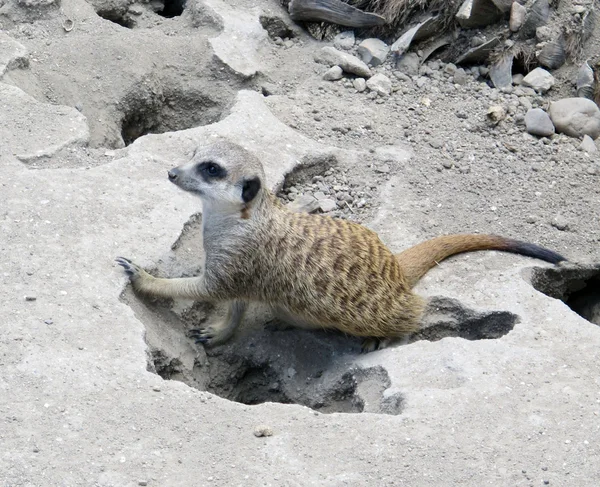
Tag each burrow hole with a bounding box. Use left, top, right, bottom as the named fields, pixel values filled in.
left=529, top=264, right=600, bottom=326
left=119, top=87, right=231, bottom=146
left=259, top=14, right=296, bottom=41
left=157, top=0, right=186, bottom=18
left=96, top=9, right=135, bottom=28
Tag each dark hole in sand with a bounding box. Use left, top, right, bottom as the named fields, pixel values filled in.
left=157, top=0, right=186, bottom=18
left=529, top=264, right=600, bottom=326
left=119, top=88, right=229, bottom=146
left=96, top=9, right=135, bottom=28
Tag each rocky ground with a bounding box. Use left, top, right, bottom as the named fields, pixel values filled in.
left=1, top=0, right=600, bottom=485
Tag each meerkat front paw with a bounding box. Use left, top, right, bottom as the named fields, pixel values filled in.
left=115, top=257, right=153, bottom=290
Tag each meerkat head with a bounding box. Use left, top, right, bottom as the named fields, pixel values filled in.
left=167, top=141, right=266, bottom=215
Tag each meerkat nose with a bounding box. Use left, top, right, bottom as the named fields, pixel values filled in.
left=168, top=169, right=179, bottom=181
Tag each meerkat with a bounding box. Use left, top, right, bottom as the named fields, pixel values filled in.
left=117, top=141, right=566, bottom=352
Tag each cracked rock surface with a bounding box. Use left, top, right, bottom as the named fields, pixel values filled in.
left=1, top=0, right=600, bottom=485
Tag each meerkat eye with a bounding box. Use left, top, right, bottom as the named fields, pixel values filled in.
left=197, top=161, right=226, bottom=180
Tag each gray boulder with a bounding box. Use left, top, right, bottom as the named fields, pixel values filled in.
left=357, top=38, right=390, bottom=66
left=366, top=73, right=392, bottom=96
left=314, top=46, right=372, bottom=78
left=525, top=108, right=555, bottom=137
left=522, top=67, right=555, bottom=93
left=548, top=98, right=600, bottom=139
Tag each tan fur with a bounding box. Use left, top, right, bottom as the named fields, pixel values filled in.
left=396, top=234, right=511, bottom=288
left=117, top=141, right=563, bottom=351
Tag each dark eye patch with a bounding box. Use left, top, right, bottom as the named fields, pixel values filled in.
left=196, top=161, right=227, bottom=181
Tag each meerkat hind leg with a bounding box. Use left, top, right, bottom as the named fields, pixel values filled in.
left=189, top=300, right=247, bottom=346
left=361, top=338, right=391, bottom=353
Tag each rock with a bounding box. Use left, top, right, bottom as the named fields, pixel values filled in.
left=525, top=108, right=555, bottom=137
left=357, top=38, right=390, bottom=66
left=25, top=296, right=37, bottom=301
left=453, top=68, right=468, bottom=85
left=319, top=199, right=337, bottom=212
left=395, top=53, right=419, bottom=76
left=314, top=46, right=372, bottom=78
left=333, top=31, right=355, bottom=50
left=253, top=425, right=273, bottom=437
left=489, top=55, right=513, bottom=88
left=548, top=98, right=600, bottom=139
left=512, top=73, right=524, bottom=85
left=580, top=135, right=597, bottom=153
left=444, top=63, right=457, bottom=75
left=521, top=67, right=555, bottom=93
left=366, top=73, right=392, bottom=96
left=323, top=65, right=343, bottom=81
left=209, top=4, right=269, bottom=78
left=551, top=215, right=569, bottom=231
left=0, top=33, right=28, bottom=77
left=487, top=105, right=507, bottom=123
left=509, top=0, right=527, bottom=31
left=1, top=84, right=89, bottom=161
left=353, top=78, right=367, bottom=92
left=286, top=195, right=320, bottom=213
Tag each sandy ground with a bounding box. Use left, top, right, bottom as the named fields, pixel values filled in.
left=1, top=0, right=600, bottom=485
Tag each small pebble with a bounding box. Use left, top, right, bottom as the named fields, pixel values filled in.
left=551, top=215, right=569, bottom=231
left=253, top=425, right=274, bottom=437
left=319, top=199, right=337, bottom=213
left=25, top=296, right=37, bottom=301
left=323, top=65, right=343, bottom=81
left=579, top=134, right=597, bottom=153
left=353, top=78, right=367, bottom=92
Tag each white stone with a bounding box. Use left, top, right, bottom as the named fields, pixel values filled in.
left=323, top=65, right=343, bottom=81
left=319, top=199, right=338, bottom=212
left=509, top=1, right=527, bottom=31
left=366, top=73, right=392, bottom=96
left=522, top=67, right=555, bottom=93
left=357, top=38, right=390, bottom=67
left=548, top=98, right=600, bottom=139
left=314, top=46, right=372, bottom=78
left=353, top=78, right=367, bottom=92
left=580, top=134, right=598, bottom=153
left=286, top=195, right=320, bottom=213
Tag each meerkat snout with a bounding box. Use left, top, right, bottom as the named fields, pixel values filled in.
left=167, top=169, right=179, bottom=181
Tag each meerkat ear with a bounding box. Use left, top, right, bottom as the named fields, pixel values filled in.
left=241, top=177, right=261, bottom=203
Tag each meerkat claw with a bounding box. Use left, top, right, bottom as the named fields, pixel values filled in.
left=115, top=257, right=142, bottom=280
left=189, top=328, right=214, bottom=345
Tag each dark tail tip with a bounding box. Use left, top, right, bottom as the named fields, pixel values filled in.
left=504, top=238, right=566, bottom=264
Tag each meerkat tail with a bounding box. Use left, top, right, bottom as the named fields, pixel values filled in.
left=395, top=234, right=567, bottom=288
